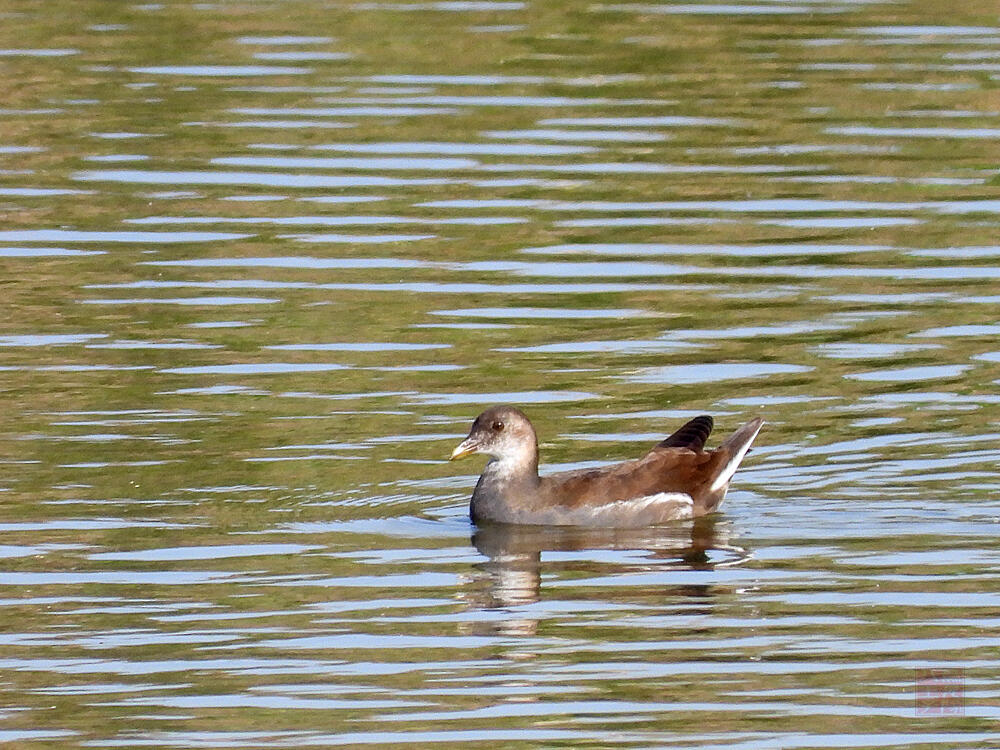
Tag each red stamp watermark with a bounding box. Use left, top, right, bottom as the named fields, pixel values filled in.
left=915, top=668, right=965, bottom=716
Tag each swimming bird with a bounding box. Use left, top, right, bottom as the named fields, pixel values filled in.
left=450, top=406, right=764, bottom=527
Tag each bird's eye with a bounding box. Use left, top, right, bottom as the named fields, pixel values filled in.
left=491, top=420, right=504, bottom=432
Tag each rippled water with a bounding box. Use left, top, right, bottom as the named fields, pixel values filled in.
left=2, top=1, right=1000, bottom=747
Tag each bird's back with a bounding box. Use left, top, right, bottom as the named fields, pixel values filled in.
left=540, top=445, right=724, bottom=512
left=540, top=415, right=763, bottom=519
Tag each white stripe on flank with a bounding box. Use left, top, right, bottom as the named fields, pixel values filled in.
left=494, top=491, right=695, bottom=527
left=557, top=492, right=693, bottom=526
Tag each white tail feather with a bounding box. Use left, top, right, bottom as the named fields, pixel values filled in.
left=709, top=418, right=764, bottom=493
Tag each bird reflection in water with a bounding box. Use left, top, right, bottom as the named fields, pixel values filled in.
left=460, top=516, right=749, bottom=637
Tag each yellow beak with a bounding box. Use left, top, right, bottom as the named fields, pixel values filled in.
left=449, top=438, right=479, bottom=461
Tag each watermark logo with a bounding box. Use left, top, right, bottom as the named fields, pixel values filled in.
left=915, top=668, right=965, bottom=716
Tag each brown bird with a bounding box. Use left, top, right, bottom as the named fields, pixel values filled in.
left=450, top=406, right=764, bottom=527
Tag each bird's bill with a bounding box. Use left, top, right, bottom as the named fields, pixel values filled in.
left=449, top=437, right=480, bottom=461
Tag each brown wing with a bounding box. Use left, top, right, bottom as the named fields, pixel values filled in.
left=533, top=417, right=763, bottom=519
left=540, top=447, right=727, bottom=510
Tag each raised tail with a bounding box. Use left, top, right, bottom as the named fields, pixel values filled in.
left=658, top=415, right=714, bottom=451
left=709, top=417, right=765, bottom=495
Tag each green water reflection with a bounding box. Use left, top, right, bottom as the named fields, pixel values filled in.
left=1, top=0, right=999, bottom=747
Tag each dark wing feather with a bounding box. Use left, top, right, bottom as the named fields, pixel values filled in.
left=656, top=415, right=714, bottom=451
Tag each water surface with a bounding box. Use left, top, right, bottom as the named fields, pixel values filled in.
left=1, top=0, right=999, bottom=747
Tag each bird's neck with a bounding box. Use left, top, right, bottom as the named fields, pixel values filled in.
left=482, top=452, right=539, bottom=485
left=471, top=447, right=540, bottom=524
